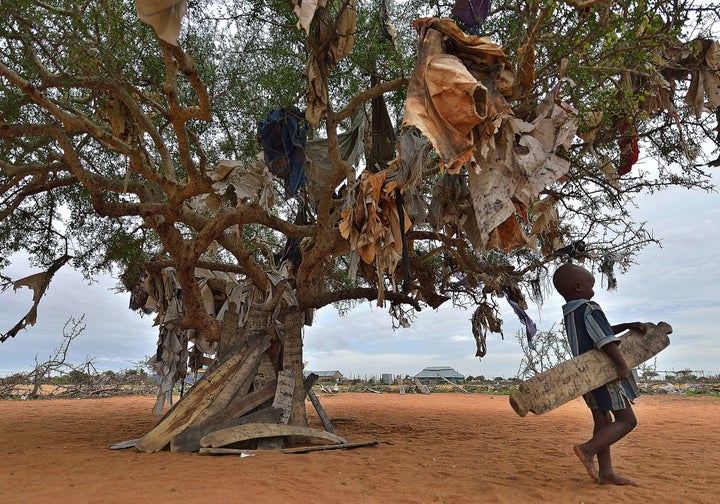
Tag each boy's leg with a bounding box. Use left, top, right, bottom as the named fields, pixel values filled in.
left=597, top=406, right=638, bottom=485
left=574, top=404, right=638, bottom=485
left=573, top=409, right=609, bottom=482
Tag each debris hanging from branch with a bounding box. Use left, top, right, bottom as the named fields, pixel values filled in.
left=295, top=0, right=358, bottom=126
left=1, top=255, right=72, bottom=343
left=134, top=0, right=187, bottom=45
left=469, top=78, right=578, bottom=250
left=139, top=265, right=299, bottom=416
left=403, top=17, right=512, bottom=173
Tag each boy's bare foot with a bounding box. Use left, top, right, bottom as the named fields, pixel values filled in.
left=599, top=473, right=639, bottom=486
left=573, top=444, right=598, bottom=483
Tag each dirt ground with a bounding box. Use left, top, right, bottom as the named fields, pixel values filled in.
left=0, top=392, right=718, bottom=503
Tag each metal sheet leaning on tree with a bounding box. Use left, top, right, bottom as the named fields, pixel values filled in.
left=509, top=322, right=672, bottom=417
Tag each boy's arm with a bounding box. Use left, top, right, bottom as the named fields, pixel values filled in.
left=611, top=322, right=646, bottom=335
left=601, top=341, right=631, bottom=380
left=606, top=322, right=646, bottom=379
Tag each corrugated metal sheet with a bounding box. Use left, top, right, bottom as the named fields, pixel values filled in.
left=414, top=366, right=464, bottom=381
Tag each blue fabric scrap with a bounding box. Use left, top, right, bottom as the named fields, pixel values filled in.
left=258, top=107, right=308, bottom=196
left=499, top=293, right=537, bottom=350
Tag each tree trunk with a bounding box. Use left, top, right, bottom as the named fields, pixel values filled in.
left=135, top=300, right=308, bottom=453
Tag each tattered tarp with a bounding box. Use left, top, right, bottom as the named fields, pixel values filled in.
left=291, top=0, right=327, bottom=34
left=402, top=17, right=511, bottom=172
left=142, top=267, right=244, bottom=415
left=0, top=255, right=72, bottom=343
left=385, top=130, right=433, bottom=223
left=304, top=113, right=367, bottom=200
left=400, top=18, right=576, bottom=251
left=339, top=169, right=412, bottom=306
left=469, top=78, right=577, bottom=250
left=336, top=128, right=431, bottom=305
left=294, top=0, right=357, bottom=126
left=339, top=18, right=576, bottom=305
left=683, top=39, right=720, bottom=118
left=368, top=75, right=397, bottom=171
left=258, top=108, right=309, bottom=196
left=427, top=171, right=482, bottom=245
left=140, top=265, right=300, bottom=416
left=134, top=0, right=187, bottom=45
left=192, top=155, right=275, bottom=213
left=584, top=38, right=720, bottom=175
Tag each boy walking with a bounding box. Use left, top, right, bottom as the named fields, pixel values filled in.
left=553, top=263, right=646, bottom=485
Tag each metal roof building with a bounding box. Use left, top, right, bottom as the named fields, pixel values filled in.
left=305, top=370, right=345, bottom=382
left=414, top=366, right=465, bottom=382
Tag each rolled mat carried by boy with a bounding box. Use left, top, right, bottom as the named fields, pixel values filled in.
left=553, top=263, right=645, bottom=486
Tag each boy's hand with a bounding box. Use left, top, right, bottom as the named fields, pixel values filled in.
left=612, top=322, right=646, bottom=335
left=626, top=322, right=647, bottom=334
left=616, top=363, right=632, bottom=380
left=601, top=341, right=632, bottom=380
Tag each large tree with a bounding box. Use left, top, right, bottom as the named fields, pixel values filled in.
left=1, top=0, right=718, bottom=452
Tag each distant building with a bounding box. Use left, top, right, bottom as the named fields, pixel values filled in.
left=414, top=366, right=465, bottom=383
left=305, top=370, right=345, bottom=383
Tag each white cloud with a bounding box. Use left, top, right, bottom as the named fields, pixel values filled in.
left=0, top=262, right=157, bottom=375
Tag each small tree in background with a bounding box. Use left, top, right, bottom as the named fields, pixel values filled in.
left=27, top=315, right=86, bottom=398
left=516, top=327, right=572, bottom=380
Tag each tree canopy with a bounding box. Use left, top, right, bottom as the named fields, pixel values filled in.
left=1, top=0, right=719, bottom=351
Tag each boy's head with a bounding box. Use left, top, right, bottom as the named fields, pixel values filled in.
left=552, top=263, right=595, bottom=301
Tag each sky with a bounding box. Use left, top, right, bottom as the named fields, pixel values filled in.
left=1, top=169, right=718, bottom=380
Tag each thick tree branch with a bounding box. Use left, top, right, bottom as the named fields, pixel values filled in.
left=335, top=76, right=409, bottom=123
left=306, top=287, right=422, bottom=311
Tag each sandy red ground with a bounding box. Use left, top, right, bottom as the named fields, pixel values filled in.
left=0, top=392, right=718, bottom=503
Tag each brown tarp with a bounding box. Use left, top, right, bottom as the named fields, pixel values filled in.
left=403, top=18, right=511, bottom=172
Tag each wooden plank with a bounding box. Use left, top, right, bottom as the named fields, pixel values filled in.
left=135, top=350, right=246, bottom=452
left=199, top=447, right=255, bottom=456
left=282, top=308, right=304, bottom=369
left=109, top=439, right=139, bottom=450
left=170, top=406, right=281, bottom=453
left=280, top=441, right=379, bottom=454
left=414, top=378, right=430, bottom=394
left=256, top=369, right=294, bottom=450
left=200, top=423, right=347, bottom=448
left=397, top=376, right=406, bottom=395
left=199, top=441, right=380, bottom=456
left=253, top=353, right=275, bottom=390
left=170, top=382, right=277, bottom=453
left=198, top=379, right=277, bottom=428
left=273, top=368, right=295, bottom=423
left=214, top=302, right=247, bottom=370
left=304, top=373, right=319, bottom=393
left=438, top=375, right=470, bottom=393
left=509, top=321, right=672, bottom=417
left=190, top=336, right=270, bottom=425
left=283, top=308, right=307, bottom=428
left=135, top=335, right=269, bottom=453
left=307, top=389, right=335, bottom=434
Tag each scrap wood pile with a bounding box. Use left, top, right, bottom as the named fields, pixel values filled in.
left=129, top=266, right=358, bottom=454
left=0, top=372, right=158, bottom=400
left=125, top=338, right=356, bottom=454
